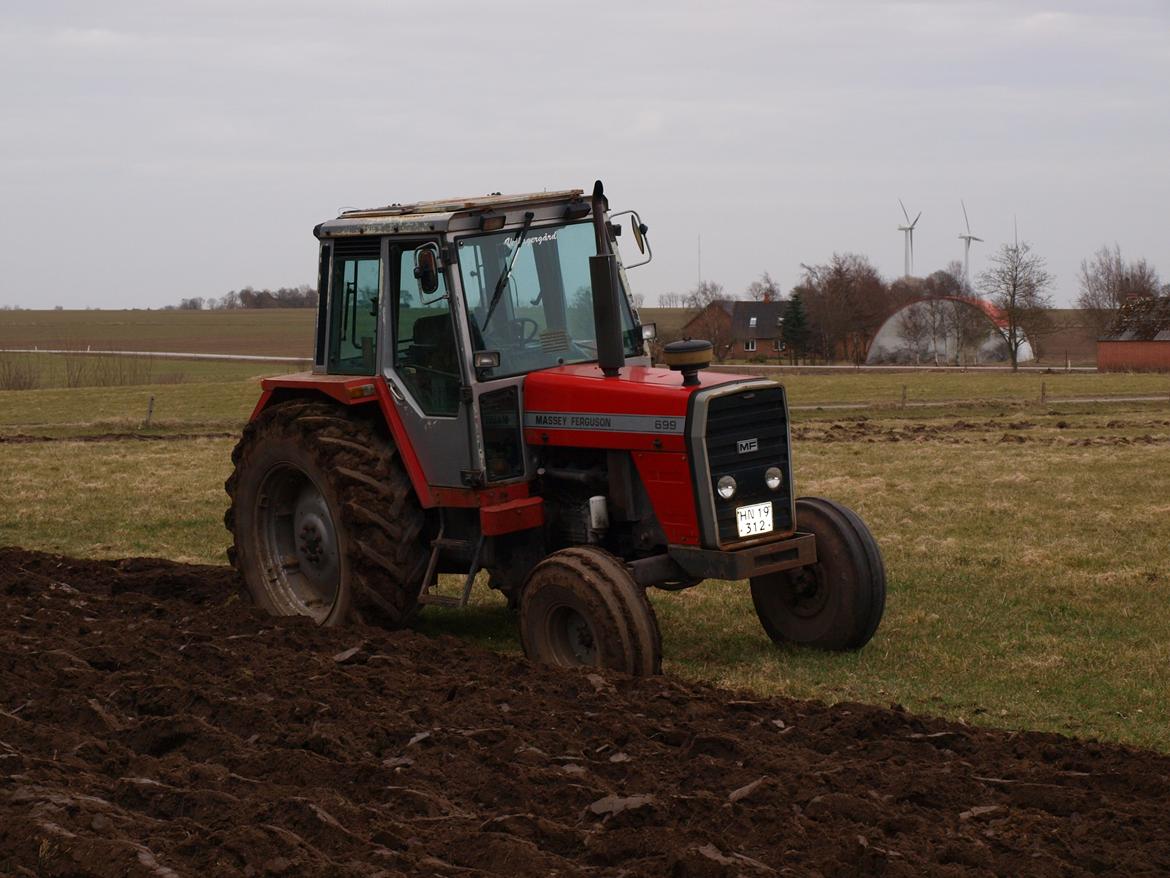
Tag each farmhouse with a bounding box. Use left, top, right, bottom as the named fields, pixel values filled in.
left=1097, top=296, right=1170, bottom=372
left=677, top=300, right=786, bottom=360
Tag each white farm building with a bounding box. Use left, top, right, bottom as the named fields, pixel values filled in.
left=866, top=296, right=1034, bottom=366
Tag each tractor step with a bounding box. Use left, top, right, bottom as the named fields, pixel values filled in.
left=430, top=536, right=475, bottom=553
left=416, top=521, right=485, bottom=610
left=417, top=594, right=463, bottom=608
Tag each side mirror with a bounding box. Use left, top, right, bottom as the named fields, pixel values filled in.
left=631, top=217, right=648, bottom=255
left=413, top=246, right=440, bottom=295
left=608, top=209, right=652, bottom=269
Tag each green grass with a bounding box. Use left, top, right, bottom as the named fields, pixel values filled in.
left=0, top=351, right=300, bottom=390
left=0, top=353, right=301, bottom=437
left=0, top=436, right=237, bottom=564
left=0, top=381, right=265, bottom=437
left=2, top=368, right=1170, bottom=750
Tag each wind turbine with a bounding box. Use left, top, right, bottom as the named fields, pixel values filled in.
left=958, top=200, right=983, bottom=285
left=897, top=199, right=921, bottom=278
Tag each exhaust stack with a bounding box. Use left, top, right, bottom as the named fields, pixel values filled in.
left=589, top=180, right=625, bottom=378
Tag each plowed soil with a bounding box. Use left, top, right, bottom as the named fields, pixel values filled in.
left=791, top=418, right=1170, bottom=446
left=3, top=548, right=1169, bottom=877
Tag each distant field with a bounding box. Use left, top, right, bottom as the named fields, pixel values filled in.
left=0, top=308, right=314, bottom=357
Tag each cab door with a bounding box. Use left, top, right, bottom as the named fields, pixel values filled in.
left=382, top=241, right=476, bottom=489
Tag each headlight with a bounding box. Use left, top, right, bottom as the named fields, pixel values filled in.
left=716, top=475, right=737, bottom=500
left=765, top=466, right=783, bottom=491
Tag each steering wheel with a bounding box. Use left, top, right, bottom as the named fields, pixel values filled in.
left=513, top=318, right=540, bottom=343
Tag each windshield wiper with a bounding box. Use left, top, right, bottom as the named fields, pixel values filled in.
left=482, top=211, right=534, bottom=329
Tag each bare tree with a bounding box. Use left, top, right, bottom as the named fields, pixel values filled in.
left=657, top=292, right=684, bottom=308
left=685, top=280, right=726, bottom=310
left=922, top=297, right=951, bottom=364
left=922, top=265, right=964, bottom=299
left=945, top=297, right=990, bottom=366
left=688, top=302, right=734, bottom=362
left=978, top=241, right=1054, bottom=370
left=1077, top=244, right=1162, bottom=335
left=799, top=254, right=891, bottom=364
left=896, top=303, right=930, bottom=364
left=943, top=259, right=973, bottom=296
left=745, top=272, right=781, bottom=302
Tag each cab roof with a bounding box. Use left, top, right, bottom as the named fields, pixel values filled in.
left=316, top=189, right=586, bottom=239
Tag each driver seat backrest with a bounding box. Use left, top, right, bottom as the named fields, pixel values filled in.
left=411, top=313, right=457, bottom=373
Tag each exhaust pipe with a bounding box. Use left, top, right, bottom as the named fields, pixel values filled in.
left=589, top=180, right=625, bottom=378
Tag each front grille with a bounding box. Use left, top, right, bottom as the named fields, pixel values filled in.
left=692, top=383, right=795, bottom=547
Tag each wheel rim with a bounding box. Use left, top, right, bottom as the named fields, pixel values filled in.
left=547, top=605, right=598, bottom=666
left=256, top=463, right=340, bottom=622
left=780, top=565, right=831, bottom=619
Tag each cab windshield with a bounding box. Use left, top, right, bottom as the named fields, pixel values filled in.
left=457, top=220, right=641, bottom=378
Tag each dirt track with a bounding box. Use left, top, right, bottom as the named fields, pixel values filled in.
left=3, top=548, right=1169, bottom=877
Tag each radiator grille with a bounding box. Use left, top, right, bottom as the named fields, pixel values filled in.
left=700, top=384, right=794, bottom=545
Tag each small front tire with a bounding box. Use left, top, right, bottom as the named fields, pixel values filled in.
left=750, top=496, right=885, bottom=651
left=519, top=547, right=662, bottom=675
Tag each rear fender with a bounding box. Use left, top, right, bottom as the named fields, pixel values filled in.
left=251, top=373, right=433, bottom=506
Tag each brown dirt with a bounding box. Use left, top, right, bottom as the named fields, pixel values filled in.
left=3, top=548, right=1169, bottom=877
left=792, top=417, right=1170, bottom=447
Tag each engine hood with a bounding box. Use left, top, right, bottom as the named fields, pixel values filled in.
left=521, top=364, right=760, bottom=453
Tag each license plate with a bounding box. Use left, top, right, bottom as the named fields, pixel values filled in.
left=735, top=501, right=773, bottom=538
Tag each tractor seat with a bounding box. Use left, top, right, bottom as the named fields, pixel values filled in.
left=409, top=314, right=457, bottom=374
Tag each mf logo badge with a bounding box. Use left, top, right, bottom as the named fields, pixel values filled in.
left=737, top=438, right=759, bottom=454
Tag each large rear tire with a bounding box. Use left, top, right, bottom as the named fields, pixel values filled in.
left=519, top=547, right=662, bottom=675
left=750, top=496, right=885, bottom=651
left=224, top=401, right=428, bottom=627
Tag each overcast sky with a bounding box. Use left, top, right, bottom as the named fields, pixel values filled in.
left=1, top=0, right=1167, bottom=310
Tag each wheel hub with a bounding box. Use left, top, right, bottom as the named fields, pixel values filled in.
left=785, top=566, right=830, bottom=619
left=549, top=606, right=598, bottom=666
left=298, top=520, right=326, bottom=567
left=293, top=487, right=339, bottom=591
left=256, top=465, right=341, bottom=622
left=563, top=612, right=596, bottom=663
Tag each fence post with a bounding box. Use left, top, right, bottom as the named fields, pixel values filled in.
left=1040, top=381, right=1047, bottom=404
left=144, top=395, right=155, bottom=429
left=901, top=384, right=907, bottom=409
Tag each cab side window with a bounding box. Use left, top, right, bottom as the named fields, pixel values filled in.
left=393, top=246, right=460, bottom=417
left=328, top=239, right=381, bottom=375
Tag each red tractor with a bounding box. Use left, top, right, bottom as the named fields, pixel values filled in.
left=226, top=182, right=884, bottom=674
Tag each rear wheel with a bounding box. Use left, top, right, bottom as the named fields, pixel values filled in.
left=225, top=401, right=428, bottom=627
left=750, top=497, right=885, bottom=651
left=520, top=547, right=662, bottom=675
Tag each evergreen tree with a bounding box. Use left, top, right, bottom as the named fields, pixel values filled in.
left=781, top=293, right=809, bottom=364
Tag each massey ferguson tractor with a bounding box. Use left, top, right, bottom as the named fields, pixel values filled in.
left=225, top=183, right=884, bottom=674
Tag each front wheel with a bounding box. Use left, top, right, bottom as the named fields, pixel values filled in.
left=519, top=547, right=662, bottom=675
left=750, top=497, right=885, bottom=651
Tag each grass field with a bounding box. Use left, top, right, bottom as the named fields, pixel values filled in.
left=2, top=350, right=1169, bottom=751
left=0, top=308, right=314, bottom=357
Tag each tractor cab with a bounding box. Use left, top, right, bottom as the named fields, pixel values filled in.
left=310, top=186, right=650, bottom=490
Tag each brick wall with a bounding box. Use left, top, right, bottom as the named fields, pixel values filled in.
left=730, top=339, right=785, bottom=359
left=1097, top=340, right=1170, bottom=372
